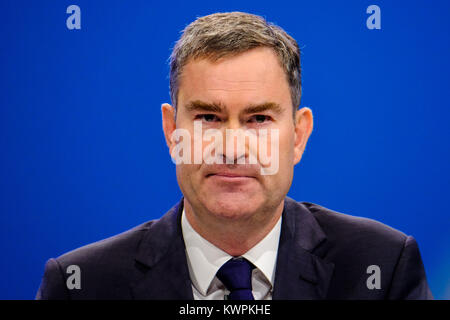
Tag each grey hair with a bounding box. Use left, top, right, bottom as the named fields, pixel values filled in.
left=169, top=12, right=301, bottom=116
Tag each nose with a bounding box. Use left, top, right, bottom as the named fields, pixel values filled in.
left=220, top=120, right=253, bottom=165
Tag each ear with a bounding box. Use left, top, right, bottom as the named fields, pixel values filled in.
left=161, top=103, right=177, bottom=153
left=293, top=107, right=313, bottom=165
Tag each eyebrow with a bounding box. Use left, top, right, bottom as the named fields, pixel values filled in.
left=243, top=102, right=283, bottom=115
left=183, top=100, right=283, bottom=115
left=184, top=100, right=225, bottom=113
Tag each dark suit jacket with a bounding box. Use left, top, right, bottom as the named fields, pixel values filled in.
left=36, top=197, right=433, bottom=299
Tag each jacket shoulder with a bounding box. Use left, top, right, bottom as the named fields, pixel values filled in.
left=36, top=220, right=156, bottom=299
left=297, top=201, right=432, bottom=299
left=56, top=220, right=155, bottom=267
left=301, top=201, right=408, bottom=247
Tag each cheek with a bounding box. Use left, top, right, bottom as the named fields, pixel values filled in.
left=176, top=163, right=201, bottom=179
left=277, top=133, right=296, bottom=180
left=277, top=129, right=295, bottom=163
left=260, top=130, right=295, bottom=183
left=176, top=163, right=206, bottom=203
left=176, top=164, right=197, bottom=194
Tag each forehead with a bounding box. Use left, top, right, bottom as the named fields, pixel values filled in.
left=177, top=47, right=292, bottom=110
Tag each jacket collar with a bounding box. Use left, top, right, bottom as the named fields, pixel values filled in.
left=131, top=197, right=334, bottom=300
left=131, top=199, right=194, bottom=299
left=272, top=197, right=335, bottom=299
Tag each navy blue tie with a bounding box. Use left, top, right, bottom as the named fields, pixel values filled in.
left=216, top=258, right=255, bottom=300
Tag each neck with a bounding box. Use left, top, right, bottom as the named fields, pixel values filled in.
left=183, top=199, right=284, bottom=256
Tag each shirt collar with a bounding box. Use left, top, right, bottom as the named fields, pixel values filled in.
left=181, top=208, right=282, bottom=296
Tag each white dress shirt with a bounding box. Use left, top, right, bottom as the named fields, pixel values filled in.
left=181, top=209, right=282, bottom=300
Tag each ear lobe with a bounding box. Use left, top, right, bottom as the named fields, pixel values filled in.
left=293, top=107, right=313, bottom=164
left=161, top=103, right=176, bottom=152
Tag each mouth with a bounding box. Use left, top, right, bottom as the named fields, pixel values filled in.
left=204, top=164, right=260, bottom=183
left=206, top=172, right=254, bottom=178
left=206, top=172, right=256, bottom=183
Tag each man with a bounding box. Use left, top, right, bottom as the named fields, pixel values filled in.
left=36, top=12, right=433, bottom=300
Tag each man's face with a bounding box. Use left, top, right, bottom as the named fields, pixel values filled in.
left=162, top=47, right=312, bottom=222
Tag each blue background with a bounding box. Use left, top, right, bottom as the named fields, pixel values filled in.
left=1, top=0, right=449, bottom=299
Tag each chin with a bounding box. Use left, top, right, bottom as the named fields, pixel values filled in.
left=202, top=192, right=263, bottom=219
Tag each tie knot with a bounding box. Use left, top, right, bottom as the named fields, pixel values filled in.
left=216, top=258, right=255, bottom=300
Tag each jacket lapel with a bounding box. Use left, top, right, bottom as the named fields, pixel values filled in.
left=272, top=197, right=335, bottom=299
left=130, top=199, right=194, bottom=300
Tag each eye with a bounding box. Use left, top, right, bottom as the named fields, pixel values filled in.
left=249, top=115, right=272, bottom=124
left=195, top=114, right=221, bottom=122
